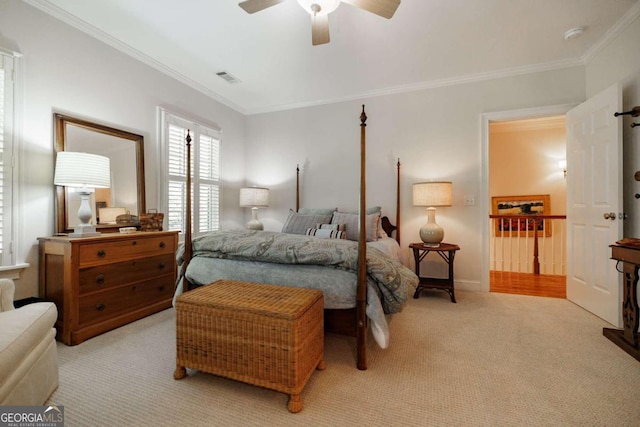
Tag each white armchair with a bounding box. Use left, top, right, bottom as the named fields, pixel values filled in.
left=0, top=279, right=59, bottom=405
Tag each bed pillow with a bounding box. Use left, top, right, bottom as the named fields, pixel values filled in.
left=316, top=223, right=346, bottom=231
left=330, top=212, right=380, bottom=242
left=337, top=207, right=391, bottom=239
left=282, top=210, right=333, bottom=235
left=305, top=228, right=346, bottom=239
left=298, top=207, right=337, bottom=215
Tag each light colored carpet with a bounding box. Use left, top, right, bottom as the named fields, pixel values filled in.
left=47, top=291, right=640, bottom=426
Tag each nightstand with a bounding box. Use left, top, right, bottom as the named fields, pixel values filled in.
left=409, top=242, right=460, bottom=303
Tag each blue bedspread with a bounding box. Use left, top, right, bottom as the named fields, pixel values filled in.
left=177, top=230, right=417, bottom=313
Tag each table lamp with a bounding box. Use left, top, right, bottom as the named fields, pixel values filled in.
left=239, top=187, right=269, bottom=230
left=412, top=181, right=452, bottom=247
left=54, top=152, right=111, bottom=237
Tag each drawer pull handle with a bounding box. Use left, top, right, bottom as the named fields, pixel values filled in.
left=96, top=275, right=105, bottom=285
left=96, top=303, right=106, bottom=311
left=132, top=241, right=137, bottom=245
left=159, top=241, right=166, bottom=249
left=159, top=263, right=166, bottom=270
left=97, top=249, right=106, bottom=258
left=158, top=285, right=165, bottom=291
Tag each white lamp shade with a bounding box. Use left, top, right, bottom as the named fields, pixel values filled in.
left=239, top=187, right=269, bottom=208
left=412, top=182, right=452, bottom=207
left=54, top=152, right=111, bottom=189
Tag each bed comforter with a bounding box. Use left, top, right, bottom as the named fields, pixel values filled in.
left=175, top=230, right=418, bottom=348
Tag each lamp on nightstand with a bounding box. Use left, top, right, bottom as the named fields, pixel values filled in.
left=412, top=181, right=452, bottom=247
left=239, top=187, right=269, bottom=230
left=54, top=151, right=111, bottom=237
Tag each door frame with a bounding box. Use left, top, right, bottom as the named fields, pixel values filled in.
left=480, top=103, right=577, bottom=292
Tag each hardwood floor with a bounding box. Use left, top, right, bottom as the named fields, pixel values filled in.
left=490, top=270, right=566, bottom=299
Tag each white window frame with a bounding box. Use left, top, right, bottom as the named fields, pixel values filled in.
left=0, top=47, right=27, bottom=277
left=159, top=108, right=222, bottom=239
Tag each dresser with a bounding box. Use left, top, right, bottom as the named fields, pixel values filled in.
left=38, top=231, right=179, bottom=345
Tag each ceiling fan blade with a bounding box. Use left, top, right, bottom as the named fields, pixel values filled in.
left=238, top=0, right=287, bottom=14
left=341, top=0, right=401, bottom=19
left=311, top=14, right=330, bottom=46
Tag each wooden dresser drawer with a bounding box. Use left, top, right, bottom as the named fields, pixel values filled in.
left=79, top=253, right=175, bottom=294
left=39, top=230, right=179, bottom=345
left=78, top=275, right=175, bottom=325
left=79, top=235, right=176, bottom=266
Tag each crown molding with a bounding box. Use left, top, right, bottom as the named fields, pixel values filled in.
left=23, top=0, right=639, bottom=117
left=582, top=1, right=640, bottom=64
left=489, top=115, right=566, bottom=133
left=23, top=0, right=248, bottom=115
left=247, top=58, right=584, bottom=115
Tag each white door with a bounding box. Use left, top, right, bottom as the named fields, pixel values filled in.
left=566, top=83, right=623, bottom=327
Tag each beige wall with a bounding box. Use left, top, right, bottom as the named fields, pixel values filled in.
left=246, top=69, right=586, bottom=290
left=0, top=1, right=247, bottom=299
left=489, top=119, right=567, bottom=214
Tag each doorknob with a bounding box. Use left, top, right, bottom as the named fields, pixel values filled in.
left=603, top=212, right=616, bottom=220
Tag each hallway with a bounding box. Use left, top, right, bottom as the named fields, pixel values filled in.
left=490, top=270, right=566, bottom=298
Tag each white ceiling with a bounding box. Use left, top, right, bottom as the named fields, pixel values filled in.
left=26, top=0, right=640, bottom=115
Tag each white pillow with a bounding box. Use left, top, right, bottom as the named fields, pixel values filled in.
left=305, top=228, right=346, bottom=239
left=316, top=223, right=346, bottom=231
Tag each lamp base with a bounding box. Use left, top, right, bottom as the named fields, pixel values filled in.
left=419, top=207, right=444, bottom=247
left=245, top=207, right=264, bottom=230
left=69, top=223, right=101, bottom=238
left=245, top=219, right=264, bottom=230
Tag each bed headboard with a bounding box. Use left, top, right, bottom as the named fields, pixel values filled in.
left=295, top=159, right=401, bottom=245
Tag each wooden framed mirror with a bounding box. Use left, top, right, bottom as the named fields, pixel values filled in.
left=54, top=113, right=146, bottom=234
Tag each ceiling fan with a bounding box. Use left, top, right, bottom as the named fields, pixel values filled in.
left=239, top=0, right=401, bottom=46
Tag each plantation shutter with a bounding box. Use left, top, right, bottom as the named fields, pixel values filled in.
left=164, top=112, right=220, bottom=236
left=0, top=52, right=15, bottom=266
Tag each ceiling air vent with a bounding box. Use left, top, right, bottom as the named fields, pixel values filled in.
left=216, top=71, right=241, bottom=84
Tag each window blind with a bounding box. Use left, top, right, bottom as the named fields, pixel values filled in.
left=164, top=113, right=221, bottom=237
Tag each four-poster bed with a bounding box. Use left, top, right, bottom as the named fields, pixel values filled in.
left=176, top=106, right=417, bottom=370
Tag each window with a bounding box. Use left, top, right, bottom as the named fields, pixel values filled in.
left=161, top=110, right=221, bottom=237
left=0, top=50, right=17, bottom=266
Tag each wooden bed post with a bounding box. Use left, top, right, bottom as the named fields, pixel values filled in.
left=357, top=105, right=368, bottom=370
left=396, top=159, right=401, bottom=245
left=181, top=130, right=193, bottom=292
left=296, top=164, right=300, bottom=213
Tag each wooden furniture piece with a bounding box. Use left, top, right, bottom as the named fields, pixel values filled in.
left=181, top=106, right=401, bottom=370
left=607, top=243, right=640, bottom=362
left=410, top=242, right=460, bottom=303
left=174, top=280, right=325, bottom=413
left=38, top=230, right=178, bottom=345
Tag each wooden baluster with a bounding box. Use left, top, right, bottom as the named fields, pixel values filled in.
left=533, top=217, right=540, bottom=275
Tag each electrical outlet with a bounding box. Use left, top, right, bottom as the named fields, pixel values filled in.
left=464, top=195, right=475, bottom=206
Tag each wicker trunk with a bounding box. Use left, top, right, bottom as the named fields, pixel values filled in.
left=174, top=280, right=325, bottom=413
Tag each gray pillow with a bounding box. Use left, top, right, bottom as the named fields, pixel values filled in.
left=330, top=212, right=380, bottom=242
left=282, top=211, right=333, bottom=235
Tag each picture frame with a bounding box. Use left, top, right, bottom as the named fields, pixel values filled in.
left=492, top=194, right=551, bottom=237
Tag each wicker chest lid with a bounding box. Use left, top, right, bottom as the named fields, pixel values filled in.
left=176, top=280, right=323, bottom=320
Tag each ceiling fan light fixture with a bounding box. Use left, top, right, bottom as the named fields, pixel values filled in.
left=297, top=0, right=341, bottom=16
